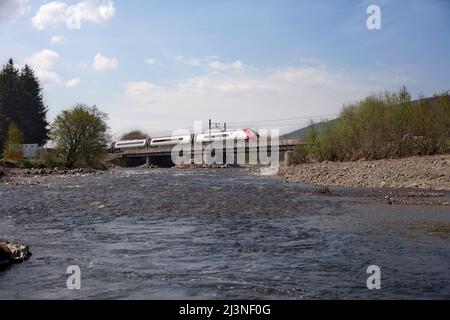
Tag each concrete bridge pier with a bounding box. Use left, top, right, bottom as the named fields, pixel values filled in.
left=285, top=151, right=294, bottom=166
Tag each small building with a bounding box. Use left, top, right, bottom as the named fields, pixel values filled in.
left=22, top=144, right=39, bottom=159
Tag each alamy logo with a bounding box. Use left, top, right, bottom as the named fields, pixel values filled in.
left=170, top=121, right=280, bottom=170
left=67, top=265, right=81, bottom=290
left=367, top=5, right=382, bottom=30
left=366, top=265, right=381, bottom=290
left=66, top=8, right=82, bottom=30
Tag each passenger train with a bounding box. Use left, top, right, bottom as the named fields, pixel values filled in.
left=108, top=128, right=259, bottom=152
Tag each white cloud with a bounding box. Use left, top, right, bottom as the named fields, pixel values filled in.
left=176, top=55, right=246, bottom=73
left=298, top=57, right=323, bottom=65
left=0, top=0, right=29, bottom=21
left=32, top=0, right=115, bottom=30
left=176, top=55, right=202, bottom=67
left=207, top=59, right=243, bottom=72
left=145, top=58, right=158, bottom=65
left=93, top=53, right=118, bottom=71
left=26, top=49, right=59, bottom=70
left=272, top=66, right=341, bottom=87
left=118, top=63, right=369, bottom=133
left=66, top=78, right=80, bottom=88
left=124, top=81, right=164, bottom=96
left=25, top=49, right=63, bottom=85
left=31, top=1, right=66, bottom=30
left=50, top=35, right=66, bottom=45
left=368, top=74, right=416, bottom=85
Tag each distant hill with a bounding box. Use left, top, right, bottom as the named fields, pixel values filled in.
left=283, top=119, right=338, bottom=138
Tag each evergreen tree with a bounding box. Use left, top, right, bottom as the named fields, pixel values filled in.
left=0, top=59, right=20, bottom=153
left=0, top=59, right=49, bottom=154
left=19, top=65, right=49, bottom=144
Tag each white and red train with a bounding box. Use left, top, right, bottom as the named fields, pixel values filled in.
left=108, top=128, right=259, bottom=152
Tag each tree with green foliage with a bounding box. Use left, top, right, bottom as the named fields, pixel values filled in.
left=50, top=104, right=109, bottom=168
left=0, top=59, right=20, bottom=154
left=19, top=65, right=50, bottom=145
left=120, top=130, right=149, bottom=140
left=293, top=88, right=450, bottom=163
left=0, top=59, right=49, bottom=153
left=409, top=92, right=450, bottom=155
left=3, top=123, right=23, bottom=161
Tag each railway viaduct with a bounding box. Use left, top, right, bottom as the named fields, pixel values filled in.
left=106, top=138, right=304, bottom=167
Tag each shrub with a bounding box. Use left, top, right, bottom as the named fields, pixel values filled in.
left=409, top=92, right=450, bottom=155
left=300, top=88, right=450, bottom=162
left=3, top=123, right=23, bottom=161
left=292, top=144, right=310, bottom=163
left=39, top=148, right=67, bottom=169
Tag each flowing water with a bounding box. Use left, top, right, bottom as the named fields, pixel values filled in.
left=0, top=168, right=449, bottom=299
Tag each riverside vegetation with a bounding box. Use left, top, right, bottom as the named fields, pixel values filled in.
left=0, top=59, right=109, bottom=171
left=281, top=88, right=450, bottom=193
left=293, top=87, right=450, bottom=163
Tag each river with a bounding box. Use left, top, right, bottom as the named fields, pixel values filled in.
left=0, top=168, right=449, bottom=299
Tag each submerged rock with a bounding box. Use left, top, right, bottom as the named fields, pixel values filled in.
left=0, top=241, right=32, bottom=269
left=173, top=163, right=235, bottom=169
left=318, top=186, right=331, bottom=194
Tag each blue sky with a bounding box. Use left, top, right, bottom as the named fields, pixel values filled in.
left=1, top=0, right=449, bottom=136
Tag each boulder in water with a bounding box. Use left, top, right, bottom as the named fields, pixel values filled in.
left=318, top=186, right=331, bottom=194
left=0, top=241, right=32, bottom=269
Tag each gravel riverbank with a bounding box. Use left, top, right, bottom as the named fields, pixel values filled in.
left=278, top=155, right=450, bottom=191
left=0, top=167, right=104, bottom=186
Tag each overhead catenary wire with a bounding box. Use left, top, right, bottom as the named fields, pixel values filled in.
left=140, top=113, right=339, bottom=137
left=225, top=115, right=338, bottom=130
left=225, top=113, right=338, bottom=125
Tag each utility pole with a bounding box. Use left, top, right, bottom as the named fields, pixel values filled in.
left=207, top=119, right=228, bottom=165
left=209, top=119, right=212, bottom=141
left=209, top=120, right=227, bottom=132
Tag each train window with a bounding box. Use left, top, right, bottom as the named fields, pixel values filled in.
left=206, top=134, right=230, bottom=139
left=153, top=137, right=185, bottom=143
left=116, top=141, right=145, bottom=146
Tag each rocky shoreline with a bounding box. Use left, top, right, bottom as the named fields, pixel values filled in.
left=0, top=163, right=241, bottom=185
left=0, top=167, right=105, bottom=186
left=277, top=155, right=450, bottom=206
left=173, top=163, right=237, bottom=169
